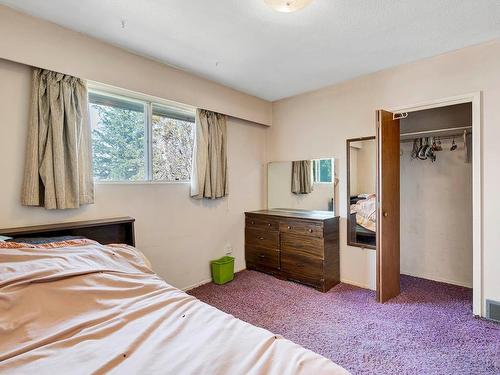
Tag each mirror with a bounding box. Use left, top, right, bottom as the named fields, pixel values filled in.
left=268, top=158, right=336, bottom=213
left=347, top=137, right=376, bottom=249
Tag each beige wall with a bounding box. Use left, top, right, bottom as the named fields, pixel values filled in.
left=356, top=140, right=376, bottom=196
left=270, top=40, right=500, bottom=306
left=0, top=6, right=272, bottom=126
left=349, top=140, right=376, bottom=197
left=0, top=58, right=267, bottom=290
left=349, top=147, right=358, bottom=196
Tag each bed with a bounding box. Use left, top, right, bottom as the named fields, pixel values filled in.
left=0, top=218, right=348, bottom=375
left=349, top=196, right=376, bottom=246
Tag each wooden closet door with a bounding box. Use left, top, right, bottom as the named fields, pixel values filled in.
left=376, top=110, right=400, bottom=302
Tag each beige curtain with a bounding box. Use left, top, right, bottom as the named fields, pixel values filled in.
left=190, top=109, right=228, bottom=199
left=291, top=160, right=313, bottom=194
left=22, top=69, right=94, bottom=209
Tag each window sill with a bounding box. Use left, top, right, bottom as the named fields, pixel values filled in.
left=95, top=180, right=190, bottom=185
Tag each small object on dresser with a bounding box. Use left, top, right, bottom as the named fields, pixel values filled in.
left=211, top=256, right=235, bottom=285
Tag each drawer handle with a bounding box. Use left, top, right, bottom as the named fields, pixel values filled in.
left=308, top=229, right=313, bottom=233
left=259, top=237, right=264, bottom=240
left=258, top=254, right=266, bottom=258
left=251, top=221, right=255, bottom=224
left=267, top=223, right=272, bottom=227
left=287, top=226, right=291, bottom=230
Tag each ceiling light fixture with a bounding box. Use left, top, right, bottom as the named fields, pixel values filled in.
left=264, top=0, right=314, bottom=13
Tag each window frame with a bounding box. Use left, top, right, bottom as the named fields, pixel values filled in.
left=88, top=82, right=196, bottom=184
left=312, top=158, right=334, bottom=184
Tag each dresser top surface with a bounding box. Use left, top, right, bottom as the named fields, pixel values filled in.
left=246, top=209, right=337, bottom=221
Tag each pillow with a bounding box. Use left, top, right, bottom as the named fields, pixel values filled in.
left=6, top=235, right=86, bottom=245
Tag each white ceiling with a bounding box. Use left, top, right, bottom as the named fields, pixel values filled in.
left=2, top=0, right=500, bottom=101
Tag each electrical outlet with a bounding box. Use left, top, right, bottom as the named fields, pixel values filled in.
left=224, top=243, right=233, bottom=256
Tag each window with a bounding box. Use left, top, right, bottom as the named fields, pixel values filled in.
left=89, top=89, right=195, bottom=182
left=152, top=104, right=195, bottom=182
left=312, top=158, right=334, bottom=183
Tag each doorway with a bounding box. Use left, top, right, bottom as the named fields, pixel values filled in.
left=376, top=92, right=482, bottom=316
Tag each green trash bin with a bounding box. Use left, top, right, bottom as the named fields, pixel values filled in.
left=211, top=256, right=235, bottom=285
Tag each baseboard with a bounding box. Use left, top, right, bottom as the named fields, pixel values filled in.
left=183, top=273, right=374, bottom=292
left=182, top=278, right=212, bottom=292
left=182, top=270, right=471, bottom=293
left=340, top=278, right=373, bottom=290
left=401, top=271, right=472, bottom=288
left=337, top=274, right=471, bottom=293
left=182, top=267, right=247, bottom=292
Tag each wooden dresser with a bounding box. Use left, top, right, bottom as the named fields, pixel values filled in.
left=245, top=209, right=339, bottom=292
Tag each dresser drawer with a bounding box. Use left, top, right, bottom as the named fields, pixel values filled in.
left=281, top=233, right=324, bottom=259
left=245, top=228, right=279, bottom=249
left=281, top=252, right=323, bottom=288
left=246, top=246, right=280, bottom=270
left=246, top=215, right=279, bottom=232
left=279, top=220, right=323, bottom=238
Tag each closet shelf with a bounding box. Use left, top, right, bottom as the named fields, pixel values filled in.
left=400, top=125, right=471, bottom=142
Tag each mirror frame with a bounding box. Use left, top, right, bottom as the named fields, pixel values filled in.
left=346, top=136, right=376, bottom=250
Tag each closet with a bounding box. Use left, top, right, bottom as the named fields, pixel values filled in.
left=376, top=102, right=474, bottom=302
left=399, top=103, right=473, bottom=288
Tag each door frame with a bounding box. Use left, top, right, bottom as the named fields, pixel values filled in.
left=387, top=92, right=482, bottom=316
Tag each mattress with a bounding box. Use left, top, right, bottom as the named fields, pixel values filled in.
left=0, top=239, right=349, bottom=375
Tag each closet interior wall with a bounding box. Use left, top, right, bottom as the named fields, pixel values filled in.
left=399, top=103, right=473, bottom=287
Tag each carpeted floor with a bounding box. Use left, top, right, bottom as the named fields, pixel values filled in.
left=189, top=270, right=500, bottom=375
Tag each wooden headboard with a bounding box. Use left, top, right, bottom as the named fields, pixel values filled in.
left=0, top=217, right=135, bottom=246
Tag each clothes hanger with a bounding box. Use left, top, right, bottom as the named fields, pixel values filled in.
left=436, top=137, right=443, bottom=151
left=450, top=137, right=458, bottom=151
left=431, top=137, right=442, bottom=152
left=418, top=137, right=429, bottom=160
left=411, top=138, right=419, bottom=159
left=425, top=137, right=436, bottom=162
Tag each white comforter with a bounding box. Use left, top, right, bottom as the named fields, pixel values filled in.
left=0, top=239, right=349, bottom=375
left=351, top=196, right=376, bottom=232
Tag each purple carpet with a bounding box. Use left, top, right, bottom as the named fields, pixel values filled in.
left=189, top=270, right=500, bottom=375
